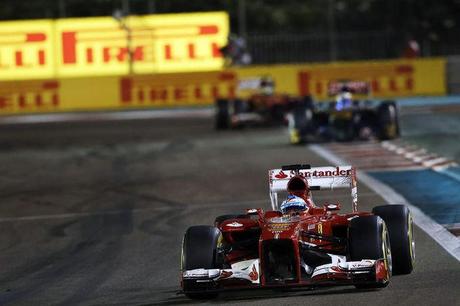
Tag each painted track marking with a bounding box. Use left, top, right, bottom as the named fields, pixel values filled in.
left=310, top=144, right=460, bottom=262
left=322, top=140, right=457, bottom=171
left=0, top=108, right=213, bottom=125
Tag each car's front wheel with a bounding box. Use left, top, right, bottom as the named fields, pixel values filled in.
left=181, top=225, right=223, bottom=299
left=349, top=215, right=392, bottom=289
left=372, top=205, right=415, bottom=274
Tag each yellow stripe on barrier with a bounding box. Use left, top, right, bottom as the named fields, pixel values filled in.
left=0, top=58, right=446, bottom=115
left=233, top=58, right=446, bottom=100
left=0, top=12, right=229, bottom=80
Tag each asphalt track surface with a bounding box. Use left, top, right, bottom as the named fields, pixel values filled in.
left=0, top=116, right=459, bottom=306
left=399, top=104, right=460, bottom=163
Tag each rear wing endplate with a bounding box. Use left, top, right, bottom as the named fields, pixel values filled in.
left=268, top=165, right=358, bottom=212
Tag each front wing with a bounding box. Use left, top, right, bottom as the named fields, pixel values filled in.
left=182, top=258, right=389, bottom=293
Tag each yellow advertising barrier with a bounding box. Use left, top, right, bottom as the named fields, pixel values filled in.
left=0, top=12, right=229, bottom=80
left=0, top=58, right=446, bottom=115
left=0, top=20, right=55, bottom=80
left=233, top=58, right=446, bottom=100
left=0, top=71, right=236, bottom=114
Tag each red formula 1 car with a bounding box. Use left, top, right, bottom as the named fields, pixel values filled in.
left=180, top=164, right=415, bottom=299
left=214, top=77, right=311, bottom=130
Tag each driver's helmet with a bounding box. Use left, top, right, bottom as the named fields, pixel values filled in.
left=335, top=92, right=353, bottom=111
left=280, top=195, right=308, bottom=214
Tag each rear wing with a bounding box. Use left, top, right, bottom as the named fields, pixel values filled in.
left=268, top=165, right=358, bottom=212
left=327, top=80, right=371, bottom=97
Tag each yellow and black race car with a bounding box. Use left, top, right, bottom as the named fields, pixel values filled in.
left=288, top=81, right=400, bottom=144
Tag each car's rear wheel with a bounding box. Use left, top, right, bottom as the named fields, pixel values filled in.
left=288, top=96, right=315, bottom=144
left=215, top=99, right=230, bottom=130
left=377, top=101, right=400, bottom=140
left=181, top=225, right=223, bottom=299
left=349, top=216, right=392, bottom=289
left=372, top=205, right=415, bottom=274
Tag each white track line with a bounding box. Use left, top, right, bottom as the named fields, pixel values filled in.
left=309, top=144, right=460, bottom=262
left=381, top=141, right=457, bottom=170
left=443, top=223, right=460, bottom=230
left=0, top=108, right=214, bottom=125
left=0, top=208, right=152, bottom=223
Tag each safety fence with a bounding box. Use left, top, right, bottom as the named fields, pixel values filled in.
left=246, top=30, right=460, bottom=65
left=248, top=31, right=399, bottom=64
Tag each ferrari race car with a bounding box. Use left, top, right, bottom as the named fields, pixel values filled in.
left=288, top=81, right=401, bottom=144
left=180, top=164, right=415, bottom=299
left=215, top=76, right=311, bottom=129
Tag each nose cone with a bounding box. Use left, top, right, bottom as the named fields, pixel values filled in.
left=262, top=219, right=299, bottom=240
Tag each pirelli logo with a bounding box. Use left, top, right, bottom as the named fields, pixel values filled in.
left=0, top=80, right=59, bottom=112
left=0, top=20, right=55, bottom=80
left=119, top=72, right=236, bottom=106
left=297, top=63, right=416, bottom=99
left=0, top=32, right=47, bottom=67
left=60, top=24, right=222, bottom=65
left=0, top=12, right=229, bottom=79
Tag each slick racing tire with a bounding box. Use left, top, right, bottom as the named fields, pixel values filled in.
left=215, top=99, right=230, bottom=130
left=288, top=96, right=315, bottom=144
left=181, top=226, right=223, bottom=299
left=377, top=101, right=400, bottom=140
left=372, top=205, right=415, bottom=275
left=349, top=216, right=392, bottom=289
left=214, top=214, right=249, bottom=227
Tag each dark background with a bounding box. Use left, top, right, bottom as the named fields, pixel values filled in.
left=1, top=0, right=459, bottom=63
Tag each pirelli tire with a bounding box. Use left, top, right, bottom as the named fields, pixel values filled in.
left=349, top=215, right=392, bottom=289
left=372, top=205, right=415, bottom=275
left=181, top=225, right=223, bottom=299
left=377, top=101, right=400, bottom=140
left=215, top=99, right=230, bottom=130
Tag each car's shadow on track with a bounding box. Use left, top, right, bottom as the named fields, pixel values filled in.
left=150, top=286, right=379, bottom=305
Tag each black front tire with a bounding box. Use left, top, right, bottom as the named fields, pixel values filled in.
left=372, top=205, right=415, bottom=274
left=349, top=216, right=392, bottom=289
left=181, top=225, right=222, bottom=299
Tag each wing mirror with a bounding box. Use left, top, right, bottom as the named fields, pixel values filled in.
left=325, top=203, right=341, bottom=211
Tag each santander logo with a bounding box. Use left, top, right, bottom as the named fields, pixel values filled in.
left=275, top=171, right=288, bottom=179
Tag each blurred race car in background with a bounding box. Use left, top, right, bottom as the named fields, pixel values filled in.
left=214, top=76, right=312, bottom=129
left=180, top=164, right=414, bottom=299
left=288, top=81, right=401, bottom=144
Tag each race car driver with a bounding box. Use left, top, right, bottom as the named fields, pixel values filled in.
left=280, top=176, right=319, bottom=214
left=335, top=87, right=353, bottom=111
